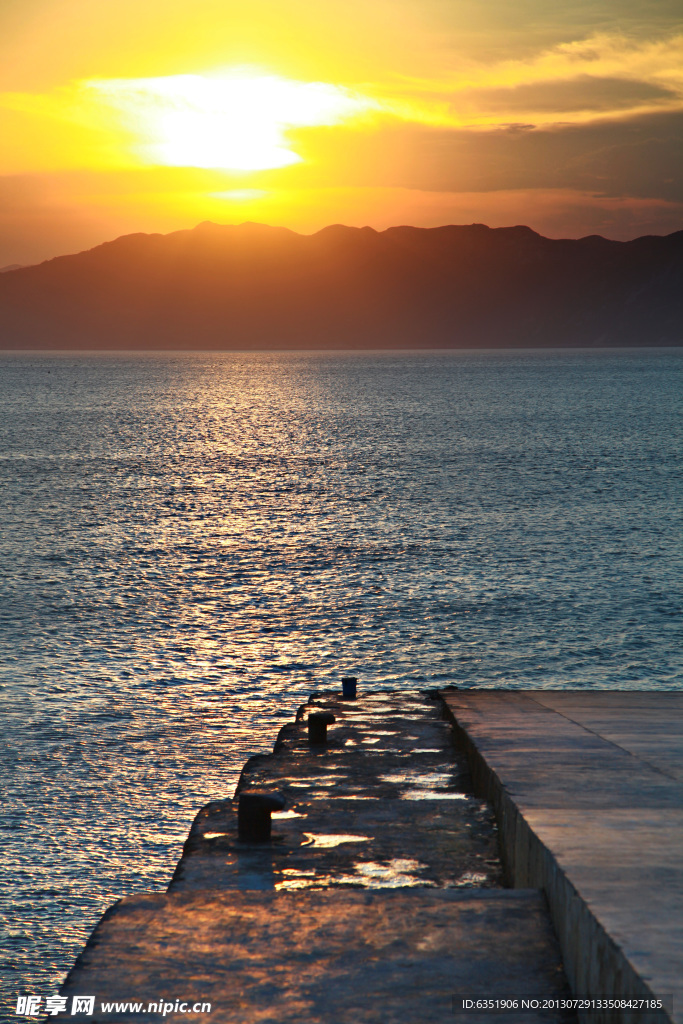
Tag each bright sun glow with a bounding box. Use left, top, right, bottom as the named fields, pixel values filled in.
left=86, top=72, right=376, bottom=171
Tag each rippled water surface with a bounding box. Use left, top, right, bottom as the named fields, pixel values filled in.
left=1, top=350, right=681, bottom=1012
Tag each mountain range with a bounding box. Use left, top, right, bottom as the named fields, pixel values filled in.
left=0, top=221, right=681, bottom=349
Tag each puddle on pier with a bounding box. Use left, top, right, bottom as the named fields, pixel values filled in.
left=302, top=834, right=372, bottom=848
left=171, top=690, right=503, bottom=894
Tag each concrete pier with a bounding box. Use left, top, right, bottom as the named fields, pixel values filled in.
left=440, top=691, right=682, bottom=1024
left=53, top=689, right=681, bottom=1024
left=55, top=692, right=572, bottom=1022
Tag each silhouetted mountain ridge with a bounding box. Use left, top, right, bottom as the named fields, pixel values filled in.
left=1, top=221, right=681, bottom=349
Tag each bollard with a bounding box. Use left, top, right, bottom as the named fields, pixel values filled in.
left=238, top=790, right=286, bottom=842
left=341, top=676, right=357, bottom=699
left=308, top=711, right=336, bottom=745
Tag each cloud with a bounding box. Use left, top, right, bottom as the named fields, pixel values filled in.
left=2, top=31, right=681, bottom=183
left=458, top=75, right=677, bottom=116
left=282, top=110, right=683, bottom=204
left=373, top=31, right=683, bottom=126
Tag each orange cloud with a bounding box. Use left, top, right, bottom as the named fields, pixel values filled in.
left=372, top=33, right=683, bottom=127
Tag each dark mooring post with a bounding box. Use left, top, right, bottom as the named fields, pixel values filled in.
left=238, top=790, right=286, bottom=842
left=342, top=676, right=357, bottom=699
left=308, top=711, right=336, bottom=745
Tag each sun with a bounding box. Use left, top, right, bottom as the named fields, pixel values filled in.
left=86, top=71, right=375, bottom=172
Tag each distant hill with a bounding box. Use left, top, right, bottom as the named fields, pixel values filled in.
left=0, top=221, right=681, bottom=349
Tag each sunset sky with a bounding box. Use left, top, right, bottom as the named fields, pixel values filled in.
left=2, top=0, right=682, bottom=265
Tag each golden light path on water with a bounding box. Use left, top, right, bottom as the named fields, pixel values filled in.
left=0, top=350, right=681, bottom=1012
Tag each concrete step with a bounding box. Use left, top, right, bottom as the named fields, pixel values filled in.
left=56, top=888, right=574, bottom=1023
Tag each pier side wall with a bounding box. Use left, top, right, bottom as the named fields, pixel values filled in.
left=442, top=697, right=675, bottom=1024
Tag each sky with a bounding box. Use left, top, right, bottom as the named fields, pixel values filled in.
left=1, top=0, right=682, bottom=265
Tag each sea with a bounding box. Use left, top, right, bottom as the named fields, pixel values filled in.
left=1, top=349, right=681, bottom=1015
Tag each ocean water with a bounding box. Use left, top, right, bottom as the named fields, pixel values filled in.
left=1, top=349, right=681, bottom=1013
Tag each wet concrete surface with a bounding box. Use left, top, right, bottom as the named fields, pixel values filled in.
left=170, top=691, right=502, bottom=893
left=57, top=889, right=574, bottom=1023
